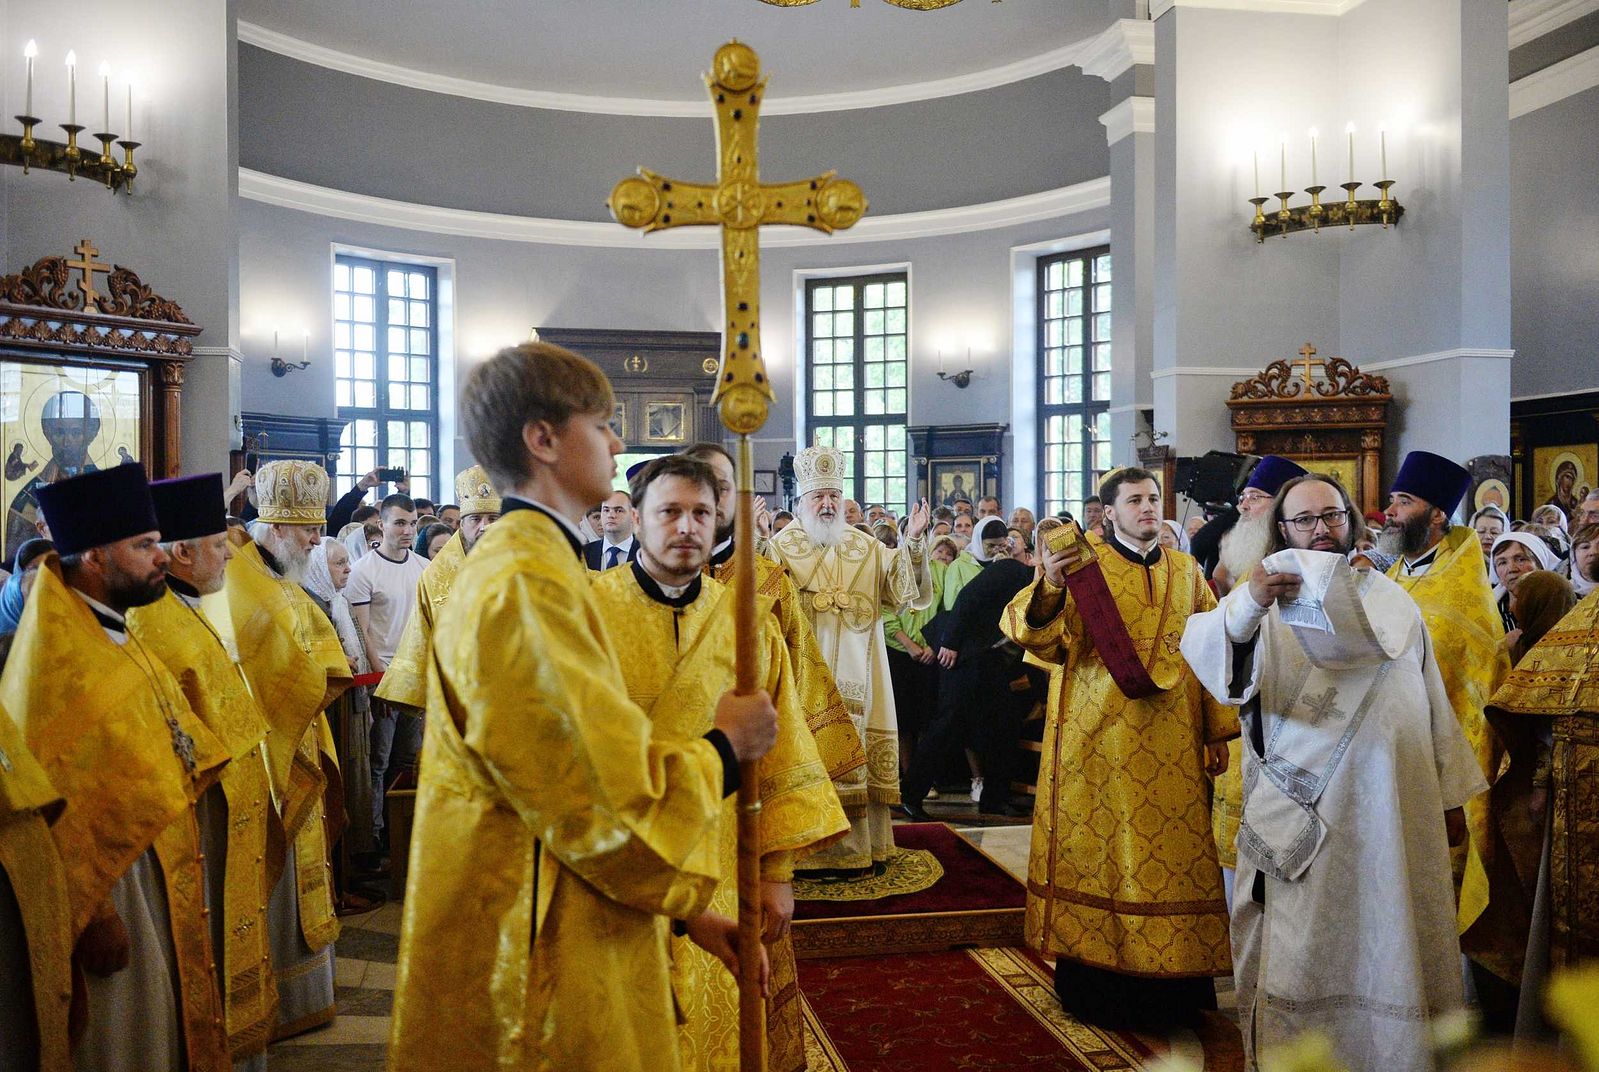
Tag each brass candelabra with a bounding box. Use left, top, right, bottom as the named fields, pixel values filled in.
left=1248, top=179, right=1401, bottom=243
left=3, top=114, right=139, bottom=193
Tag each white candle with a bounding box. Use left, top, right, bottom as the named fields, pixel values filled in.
left=66, top=51, right=76, bottom=126
left=1253, top=150, right=1260, bottom=198
left=98, top=62, right=110, bottom=133
left=23, top=40, right=36, bottom=117
left=302, top=332, right=308, bottom=363
left=126, top=85, right=132, bottom=140
left=1309, top=128, right=1318, bottom=186
left=1346, top=122, right=1355, bottom=184
left=1280, top=139, right=1286, bottom=192
left=1380, top=129, right=1388, bottom=182
left=273, top=328, right=279, bottom=358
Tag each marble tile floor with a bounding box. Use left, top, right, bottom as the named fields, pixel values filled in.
left=267, top=824, right=1234, bottom=1070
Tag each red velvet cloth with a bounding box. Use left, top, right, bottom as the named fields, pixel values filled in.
left=794, top=823, right=1025, bottom=921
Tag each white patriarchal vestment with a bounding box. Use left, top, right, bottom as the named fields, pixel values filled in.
left=767, top=523, right=934, bottom=869
left=1180, top=550, right=1486, bottom=1072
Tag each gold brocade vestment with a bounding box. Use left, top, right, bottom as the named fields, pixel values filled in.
left=0, top=701, right=71, bottom=1072
left=1388, top=526, right=1509, bottom=931
left=0, top=561, right=232, bottom=1071
left=1470, top=590, right=1599, bottom=974
left=1001, top=538, right=1236, bottom=978
left=709, top=550, right=867, bottom=812
left=128, top=587, right=280, bottom=1058
left=375, top=528, right=466, bottom=710
left=204, top=539, right=351, bottom=956
left=592, top=566, right=849, bottom=1072
left=388, top=509, right=729, bottom=1072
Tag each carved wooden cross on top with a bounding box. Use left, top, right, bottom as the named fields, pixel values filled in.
left=66, top=238, right=110, bottom=308
left=609, top=41, right=866, bottom=435
left=1296, top=342, right=1326, bottom=389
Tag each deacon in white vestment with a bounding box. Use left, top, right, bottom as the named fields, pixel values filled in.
left=766, top=447, right=934, bottom=871
left=1180, top=473, right=1487, bottom=1072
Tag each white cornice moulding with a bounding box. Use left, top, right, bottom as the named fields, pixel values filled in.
left=238, top=170, right=1111, bottom=248
left=191, top=345, right=246, bottom=360
left=1510, top=0, right=1599, bottom=49
left=1151, top=0, right=1366, bottom=16
left=1510, top=43, right=1599, bottom=118
left=1147, top=348, right=1514, bottom=381
left=1076, top=20, right=1157, bottom=81
left=1100, top=97, right=1156, bottom=145
left=238, top=20, right=1089, bottom=118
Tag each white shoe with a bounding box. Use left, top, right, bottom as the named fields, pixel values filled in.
left=970, top=778, right=983, bottom=803
left=925, top=787, right=940, bottom=800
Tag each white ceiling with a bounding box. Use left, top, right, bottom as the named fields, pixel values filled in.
left=235, top=0, right=1114, bottom=105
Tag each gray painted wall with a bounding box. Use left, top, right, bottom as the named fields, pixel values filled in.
left=238, top=45, right=1118, bottom=220
left=1510, top=83, right=1599, bottom=400
left=2, top=0, right=239, bottom=475
left=239, top=197, right=1110, bottom=510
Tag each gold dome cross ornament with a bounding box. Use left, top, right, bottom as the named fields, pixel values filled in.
left=609, top=41, right=866, bottom=437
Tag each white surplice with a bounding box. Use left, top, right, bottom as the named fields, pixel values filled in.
left=1180, top=551, right=1487, bottom=1072
left=767, top=524, right=933, bottom=869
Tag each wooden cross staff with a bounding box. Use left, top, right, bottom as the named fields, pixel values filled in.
left=610, top=40, right=865, bottom=1072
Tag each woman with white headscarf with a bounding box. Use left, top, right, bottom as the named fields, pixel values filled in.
left=969, top=515, right=1010, bottom=563
left=1489, top=531, right=1559, bottom=633
left=1530, top=504, right=1571, bottom=560
left=1471, top=505, right=1511, bottom=570
left=1158, top=519, right=1190, bottom=554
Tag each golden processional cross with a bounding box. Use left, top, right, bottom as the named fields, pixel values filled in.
left=609, top=41, right=865, bottom=1072
left=1296, top=342, right=1325, bottom=388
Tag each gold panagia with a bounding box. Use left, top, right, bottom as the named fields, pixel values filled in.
left=1001, top=539, right=1236, bottom=979
left=1473, top=591, right=1599, bottom=974
left=0, top=703, right=71, bottom=1072
left=389, top=509, right=730, bottom=1072
left=1388, top=525, right=1509, bottom=931
left=709, top=550, right=866, bottom=810
left=375, top=528, right=466, bottom=710
left=128, top=589, right=280, bottom=1057
left=593, top=566, right=850, bottom=1072
left=0, top=560, right=232, bottom=1071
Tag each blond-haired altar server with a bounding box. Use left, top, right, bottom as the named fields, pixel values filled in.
left=1001, top=467, right=1237, bottom=1032
left=764, top=445, right=934, bottom=872
left=388, top=342, right=777, bottom=1072
left=129, top=474, right=278, bottom=1068
left=374, top=464, right=500, bottom=711
left=592, top=454, right=847, bottom=1072
left=0, top=696, right=71, bottom=1072
left=1379, top=450, right=1509, bottom=934
left=3, top=464, right=231, bottom=1071
left=205, top=459, right=352, bottom=1041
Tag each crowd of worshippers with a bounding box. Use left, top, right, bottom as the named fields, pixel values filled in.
left=1, top=334, right=1596, bottom=1072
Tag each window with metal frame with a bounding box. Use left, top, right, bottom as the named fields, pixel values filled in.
left=804, top=273, right=909, bottom=510
left=333, top=256, right=440, bottom=503
left=1037, top=247, right=1112, bottom=520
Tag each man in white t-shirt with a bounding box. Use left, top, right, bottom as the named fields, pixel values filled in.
left=347, top=492, right=429, bottom=843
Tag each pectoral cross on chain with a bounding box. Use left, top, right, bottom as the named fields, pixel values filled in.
left=609, top=42, right=866, bottom=436
left=1301, top=685, right=1346, bottom=726
left=1296, top=342, right=1325, bottom=389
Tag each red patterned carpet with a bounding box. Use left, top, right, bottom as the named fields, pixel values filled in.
left=798, top=945, right=1244, bottom=1072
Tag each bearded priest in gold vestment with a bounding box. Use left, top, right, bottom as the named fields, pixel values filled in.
left=131, top=473, right=279, bottom=1066
left=1001, top=468, right=1236, bottom=1032
left=3, top=465, right=232, bottom=1071
left=205, top=459, right=353, bottom=1041
left=593, top=455, right=848, bottom=1072
left=374, top=464, right=500, bottom=711
left=388, top=343, right=779, bottom=1072
left=765, top=445, right=935, bottom=872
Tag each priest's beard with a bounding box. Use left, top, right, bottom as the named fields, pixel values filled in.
left=257, top=527, right=312, bottom=583
left=1219, top=510, right=1275, bottom=582
left=1375, top=512, right=1433, bottom=559
left=797, top=502, right=849, bottom=548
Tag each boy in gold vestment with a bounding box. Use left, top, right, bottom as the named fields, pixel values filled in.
left=593, top=455, right=848, bottom=1072
left=388, top=343, right=778, bottom=1072
left=1002, top=468, right=1236, bottom=1032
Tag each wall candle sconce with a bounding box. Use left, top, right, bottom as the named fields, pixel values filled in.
left=936, top=348, right=974, bottom=388
left=1247, top=123, right=1401, bottom=242
left=4, top=41, right=141, bottom=192
left=271, top=329, right=311, bottom=377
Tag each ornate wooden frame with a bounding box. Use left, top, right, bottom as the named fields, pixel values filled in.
left=1227, top=357, right=1392, bottom=515
left=537, top=327, right=722, bottom=450
left=0, top=243, right=199, bottom=479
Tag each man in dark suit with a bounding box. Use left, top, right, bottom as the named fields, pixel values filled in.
left=582, top=489, right=639, bottom=570
left=900, top=532, right=1040, bottom=819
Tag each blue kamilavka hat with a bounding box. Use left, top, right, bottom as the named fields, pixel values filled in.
left=1391, top=450, right=1472, bottom=517
left=1243, top=455, right=1308, bottom=495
